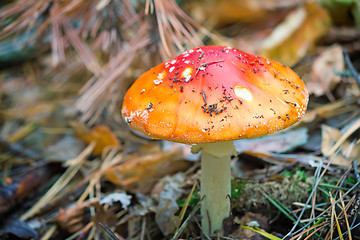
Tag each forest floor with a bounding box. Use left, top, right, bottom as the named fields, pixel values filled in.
left=1, top=0, right=360, bottom=239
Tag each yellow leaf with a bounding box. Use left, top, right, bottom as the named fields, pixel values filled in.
left=71, top=122, right=120, bottom=155
left=260, top=1, right=331, bottom=66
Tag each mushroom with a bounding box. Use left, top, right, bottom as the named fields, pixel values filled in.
left=122, top=46, right=308, bottom=234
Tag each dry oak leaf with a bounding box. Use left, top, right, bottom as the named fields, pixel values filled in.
left=306, top=45, right=344, bottom=96
left=104, top=147, right=192, bottom=194
left=71, top=122, right=120, bottom=155
left=260, top=1, right=331, bottom=66
left=321, top=124, right=360, bottom=166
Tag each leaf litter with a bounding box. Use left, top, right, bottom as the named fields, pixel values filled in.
left=1, top=0, right=360, bottom=239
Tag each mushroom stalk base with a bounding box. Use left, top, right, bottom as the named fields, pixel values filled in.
left=199, top=141, right=235, bottom=235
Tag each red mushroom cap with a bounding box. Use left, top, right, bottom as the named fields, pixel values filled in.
left=122, top=46, right=308, bottom=144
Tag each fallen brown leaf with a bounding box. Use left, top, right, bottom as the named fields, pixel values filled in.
left=234, top=127, right=309, bottom=154
left=71, top=122, right=121, bottom=155
left=306, top=45, right=344, bottom=97
left=321, top=124, right=360, bottom=166
left=185, top=0, right=301, bottom=27
left=260, top=1, right=331, bottom=66
left=104, top=146, right=192, bottom=194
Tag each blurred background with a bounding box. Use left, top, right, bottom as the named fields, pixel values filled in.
left=1, top=0, right=360, bottom=239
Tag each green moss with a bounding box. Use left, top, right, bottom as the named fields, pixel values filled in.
left=231, top=179, right=247, bottom=199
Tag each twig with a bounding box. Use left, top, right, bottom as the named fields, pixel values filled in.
left=339, top=191, right=352, bottom=240
left=330, top=192, right=344, bottom=240
left=140, top=217, right=146, bottom=240
left=97, top=222, right=120, bottom=240
left=0, top=138, right=41, bottom=160
left=352, top=160, right=360, bottom=182
left=195, top=60, right=224, bottom=76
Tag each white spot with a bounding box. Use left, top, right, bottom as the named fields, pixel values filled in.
left=226, top=50, right=229, bottom=53
left=158, top=72, right=165, bottom=80
left=182, top=67, right=193, bottom=82
left=154, top=71, right=166, bottom=85
left=197, top=48, right=203, bottom=52
left=171, top=60, right=177, bottom=64
left=141, top=89, right=145, bottom=94
left=154, top=79, right=162, bottom=85
left=182, top=67, right=192, bottom=76
left=140, top=110, right=149, bottom=119
left=169, top=66, right=175, bottom=73
left=226, top=46, right=232, bottom=49
left=129, top=109, right=149, bottom=121
left=184, top=60, right=190, bottom=64
left=189, top=49, right=194, bottom=53
left=234, top=86, right=253, bottom=101
left=183, top=53, right=189, bottom=57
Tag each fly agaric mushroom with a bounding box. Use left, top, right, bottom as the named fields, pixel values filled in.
left=122, top=46, right=308, bottom=234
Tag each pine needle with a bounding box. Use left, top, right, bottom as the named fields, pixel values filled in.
left=261, top=190, right=297, bottom=223
left=20, top=142, right=95, bottom=221
left=173, top=180, right=197, bottom=237
left=171, top=196, right=203, bottom=240
left=1, top=0, right=214, bottom=123
left=330, top=192, right=344, bottom=240
left=339, top=191, right=352, bottom=240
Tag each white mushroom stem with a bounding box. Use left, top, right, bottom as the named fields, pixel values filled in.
left=197, top=141, right=235, bottom=234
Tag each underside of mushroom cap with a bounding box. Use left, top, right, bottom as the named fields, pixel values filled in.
left=122, top=46, right=309, bottom=144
